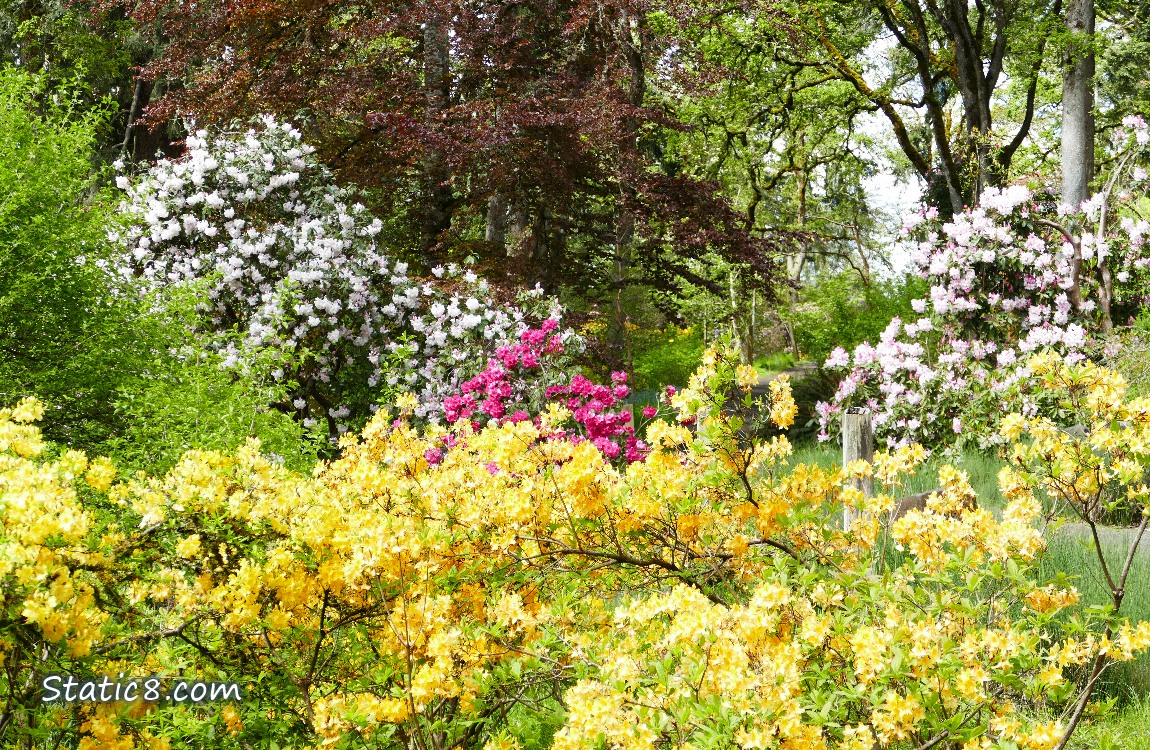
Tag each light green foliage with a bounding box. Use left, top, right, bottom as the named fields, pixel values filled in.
left=0, top=67, right=133, bottom=449
left=630, top=326, right=704, bottom=392
left=1099, top=3, right=1150, bottom=121
left=0, top=1, right=149, bottom=158
left=661, top=9, right=886, bottom=329
left=107, top=309, right=324, bottom=475
left=109, top=360, right=322, bottom=473
left=783, top=271, right=926, bottom=360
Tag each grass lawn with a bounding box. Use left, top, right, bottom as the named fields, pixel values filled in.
left=1041, top=526, right=1150, bottom=702
left=787, top=440, right=1006, bottom=513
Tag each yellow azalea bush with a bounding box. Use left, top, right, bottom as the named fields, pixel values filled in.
left=1, top=350, right=1149, bottom=749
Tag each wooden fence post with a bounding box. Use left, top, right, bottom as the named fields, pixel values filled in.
left=842, top=408, right=874, bottom=531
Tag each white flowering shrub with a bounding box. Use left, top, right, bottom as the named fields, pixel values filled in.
left=819, top=118, right=1150, bottom=450
left=115, top=117, right=570, bottom=435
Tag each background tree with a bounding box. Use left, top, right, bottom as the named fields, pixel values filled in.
left=657, top=9, right=892, bottom=360
left=770, top=0, right=1063, bottom=213
left=118, top=0, right=785, bottom=368
left=0, top=1, right=170, bottom=160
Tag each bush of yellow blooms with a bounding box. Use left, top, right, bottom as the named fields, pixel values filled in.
left=1, top=348, right=1148, bottom=750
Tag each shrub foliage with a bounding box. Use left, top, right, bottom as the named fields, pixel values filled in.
left=2, top=350, right=1149, bottom=749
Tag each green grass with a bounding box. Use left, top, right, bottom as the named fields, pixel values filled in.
left=1068, top=695, right=1150, bottom=749
left=1040, top=527, right=1150, bottom=702
left=752, top=351, right=798, bottom=379
left=630, top=327, right=704, bottom=391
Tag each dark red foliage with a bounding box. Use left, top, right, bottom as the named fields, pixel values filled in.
left=114, top=0, right=787, bottom=303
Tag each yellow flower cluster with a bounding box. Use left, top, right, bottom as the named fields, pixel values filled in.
left=1, top=399, right=106, bottom=658
left=4, top=349, right=1150, bottom=750
left=890, top=464, right=1044, bottom=570
left=1024, top=585, right=1080, bottom=615
left=768, top=374, right=798, bottom=429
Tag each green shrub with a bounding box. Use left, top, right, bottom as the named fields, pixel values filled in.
left=629, top=326, right=704, bottom=391
left=783, top=271, right=927, bottom=361
left=107, top=358, right=323, bottom=474
left=101, top=285, right=324, bottom=474
left=0, top=67, right=140, bottom=450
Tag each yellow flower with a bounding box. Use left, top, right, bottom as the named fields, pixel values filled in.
left=872, top=691, right=925, bottom=744
left=1024, top=585, right=1080, bottom=615
left=999, top=413, right=1028, bottom=442
left=220, top=705, right=243, bottom=735
left=9, top=396, right=45, bottom=423
left=837, top=725, right=875, bottom=750
left=395, top=392, right=419, bottom=413
left=175, top=534, right=202, bottom=559
left=1021, top=721, right=1064, bottom=750
left=769, top=376, right=798, bottom=429
left=955, top=666, right=988, bottom=700
left=85, top=457, right=117, bottom=492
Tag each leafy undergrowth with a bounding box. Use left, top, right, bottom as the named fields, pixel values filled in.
left=1068, top=695, right=1150, bottom=750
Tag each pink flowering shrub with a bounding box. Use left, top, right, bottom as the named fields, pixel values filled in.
left=819, top=119, right=1150, bottom=449
left=439, top=320, right=668, bottom=463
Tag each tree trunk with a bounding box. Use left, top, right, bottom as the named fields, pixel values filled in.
left=728, top=268, right=750, bottom=364
left=750, top=290, right=757, bottom=364
left=421, top=13, right=453, bottom=264
left=1062, top=0, right=1097, bottom=325
left=1062, top=0, right=1094, bottom=209
left=485, top=192, right=508, bottom=247
left=607, top=9, right=647, bottom=370
left=782, top=162, right=809, bottom=360
left=120, top=77, right=146, bottom=157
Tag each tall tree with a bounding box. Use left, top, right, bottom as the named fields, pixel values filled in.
left=117, top=0, right=785, bottom=331
left=662, top=10, right=885, bottom=356
left=775, top=0, right=1062, bottom=212
left=1062, top=0, right=1095, bottom=207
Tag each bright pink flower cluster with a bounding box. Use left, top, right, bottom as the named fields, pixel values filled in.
left=444, top=319, right=564, bottom=423
left=442, top=321, right=657, bottom=463
left=545, top=371, right=648, bottom=461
